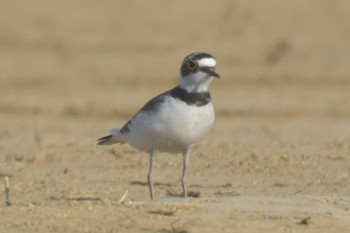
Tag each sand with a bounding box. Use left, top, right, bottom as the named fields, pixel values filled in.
left=1, top=1, right=350, bottom=232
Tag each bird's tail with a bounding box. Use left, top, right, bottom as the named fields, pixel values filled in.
left=97, top=129, right=124, bottom=145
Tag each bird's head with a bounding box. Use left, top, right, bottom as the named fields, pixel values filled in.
left=179, top=52, right=220, bottom=92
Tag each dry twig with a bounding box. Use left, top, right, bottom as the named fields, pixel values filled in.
left=4, top=176, right=11, bottom=206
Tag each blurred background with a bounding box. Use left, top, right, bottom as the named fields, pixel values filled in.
left=1, top=0, right=350, bottom=169
left=1, top=0, right=350, bottom=168
left=1, top=0, right=350, bottom=119
left=1, top=1, right=350, bottom=231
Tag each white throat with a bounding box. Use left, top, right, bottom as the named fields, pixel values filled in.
left=179, top=71, right=214, bottom=93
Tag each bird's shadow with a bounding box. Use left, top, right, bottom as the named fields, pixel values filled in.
left=130, top=180, right=201, bottom=198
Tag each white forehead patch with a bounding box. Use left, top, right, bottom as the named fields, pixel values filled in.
left=197, top=57, right=216, bottom=67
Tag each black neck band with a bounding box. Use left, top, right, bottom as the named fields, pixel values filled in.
left=171, top=86, right=211, bottom=106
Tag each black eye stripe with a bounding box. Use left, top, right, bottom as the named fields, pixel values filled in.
left=199, top=66, right=212, bottom=72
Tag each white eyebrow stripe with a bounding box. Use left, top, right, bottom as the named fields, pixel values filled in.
left=197, top=58, right=216, bottom=67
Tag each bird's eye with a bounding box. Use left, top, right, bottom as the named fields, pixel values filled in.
left=187, top=59, right=198, bottom=70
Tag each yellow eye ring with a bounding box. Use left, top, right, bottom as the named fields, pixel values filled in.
left=187, top=59, right=198, bottom=70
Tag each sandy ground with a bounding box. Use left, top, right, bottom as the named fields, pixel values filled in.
left=1, top=1, right=350, bottom=232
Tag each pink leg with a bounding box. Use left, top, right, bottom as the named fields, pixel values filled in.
left=181, top=147, right=192, bottom=198
left=147, top=149, right=158, bottom=200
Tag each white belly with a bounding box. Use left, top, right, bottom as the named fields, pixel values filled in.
left=122, top=98, right=215, bottom=153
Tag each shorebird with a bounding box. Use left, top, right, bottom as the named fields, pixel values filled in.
left=98, top=52, right=220, bottom=200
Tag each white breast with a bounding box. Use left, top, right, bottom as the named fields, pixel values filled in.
left=122, top=97, right=215, bottom=153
